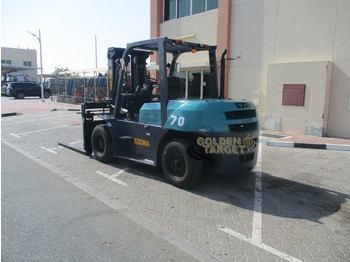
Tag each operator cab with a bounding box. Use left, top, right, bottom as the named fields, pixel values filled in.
left=108, top=38, right=218, bottom=126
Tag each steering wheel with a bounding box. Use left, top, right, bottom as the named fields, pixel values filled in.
left=145, top=77, right=158, bottom=87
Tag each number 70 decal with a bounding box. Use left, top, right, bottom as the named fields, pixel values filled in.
left=170, top=115, right=185, bottom=126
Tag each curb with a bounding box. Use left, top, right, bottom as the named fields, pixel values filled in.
left=1, top=112, right=18, bottom=117
left=267, top=140, right=350, bottom=151
left=49, top=108, right=81, bottom=112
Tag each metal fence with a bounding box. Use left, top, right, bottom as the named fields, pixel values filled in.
left=50, top=76, right=109, bottom=104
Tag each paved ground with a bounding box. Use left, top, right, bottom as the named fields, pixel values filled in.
left=1, top=96, right=350, bottom=261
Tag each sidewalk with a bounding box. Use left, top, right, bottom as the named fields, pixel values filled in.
left=261, top=130, right=350, bottom=151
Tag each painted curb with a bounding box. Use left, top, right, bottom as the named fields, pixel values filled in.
left=49, top=108, right=81, bottom=112
left=267, top=140, right=350, bottom=151
left=267, top=141, right=294, bottom=148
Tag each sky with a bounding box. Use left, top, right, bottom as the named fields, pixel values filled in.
left=1, top=0, right=151, bottom=74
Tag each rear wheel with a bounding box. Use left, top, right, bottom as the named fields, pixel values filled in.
left=162, top=139, right=202, bottom=188
left=91, top=124, right=114, bottom=163
left=18, top=92, right=25, bottom=99
left=44, top=91, right=50, bottom=98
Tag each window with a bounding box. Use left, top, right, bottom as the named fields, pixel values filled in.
left=164, top=0, right=217, bottom=21
left=207, top=0, right=218, bottom=11
left=192, top=0, right=205, bottom=15
left=23, top=61, right=32, bottom=67
left=178, top=0, right=190, bottom=18
left=164, top=0, right=176, bottom=21
left=1, top=60, right=11, bottom=65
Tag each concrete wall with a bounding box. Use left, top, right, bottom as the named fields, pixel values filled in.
left=228, top=0, right=350, bottom=138
left=265, top=61, right=332, bottom=136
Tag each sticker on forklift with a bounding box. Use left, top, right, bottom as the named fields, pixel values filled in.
left=197, top=136, right=255, bottom=154
left=134, top=138, right=150, bottom=147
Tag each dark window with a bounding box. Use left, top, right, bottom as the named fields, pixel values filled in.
left=23, top=61, right=32, bottom=67
left=192, top=0, right=205, bottom=15
left=164, top=0, right=218, bottom=21
left=178, top=0, right=190, bottom=18
left=2, top=60, right=12, bottom=65
left=164, top=0, right=176, bottom=21
left=207, top=0, right=218, bottom=10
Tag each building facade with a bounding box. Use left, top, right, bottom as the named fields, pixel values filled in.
left=1, top=47, right=38, bottom=82
left=151, top=0, right=350, bottom=139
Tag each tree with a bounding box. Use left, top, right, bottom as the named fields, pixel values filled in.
left=51, top=66, right=71, bottom=78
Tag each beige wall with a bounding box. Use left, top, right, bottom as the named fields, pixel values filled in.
left=327, top=0, right=350, bottom=138
left=228, top=0, right=350, bottom=138
left=160, top=10, right=218, bottom=46
left=156, top=0, right=350, bottom=138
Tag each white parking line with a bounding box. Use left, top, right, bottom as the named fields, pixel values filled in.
left=219, top=143, right=302, bottom=262
left=218, top=226, right=302, bottom=262
left=69, top=140, right=82, bottom=145
left=252, top=143, right=263, bottom=242
left=10, top=125, right=70, bottom=137
left=96, top=170, right=128, bottom=187
left=40, top=146, right=58, bottom=154
left=1, top=114, right=75, bottom=126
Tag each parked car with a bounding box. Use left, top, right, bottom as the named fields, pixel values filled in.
left=1, top=83, right=9, bottom=96
left=6, top=82, right=51, bottom=99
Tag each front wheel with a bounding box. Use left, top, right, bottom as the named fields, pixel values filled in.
left=162, top=139, right=202, bottom=188
left=91, top=124, right=114, bottom=163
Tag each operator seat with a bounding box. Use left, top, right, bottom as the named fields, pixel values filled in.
left=167, top=76, right=183, bottom=99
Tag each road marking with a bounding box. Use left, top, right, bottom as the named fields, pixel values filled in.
left=69, top=140, right=82, bottom=145
left=219, top=143, right=302, bottom=262
left=96, top=170, right=128, bottom=187
left=218, top=226, right=302, bottom=262
left=10, top=125, right=70, bottom=137
left=252, top=143, right=263, bottom=242
left=40, top=146, right=58, bottom=154
left=1, top=114, right=76, bottom=126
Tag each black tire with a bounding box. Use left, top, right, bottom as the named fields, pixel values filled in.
left=44, top=91, right=50, bottom=98
left=91, top=124, right=114, bottom=163
left=162, top=139, right=202, bottom=188
left=18, top=92, right=25, bottom=99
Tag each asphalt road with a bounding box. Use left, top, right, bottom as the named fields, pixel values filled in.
left=1, top=143, right=199, bottom=262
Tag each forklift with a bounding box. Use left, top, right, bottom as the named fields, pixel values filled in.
left=60, top=37, right=259, bottom=188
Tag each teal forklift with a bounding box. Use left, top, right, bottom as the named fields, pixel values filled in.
left=60, top=37, right=259, bottom=188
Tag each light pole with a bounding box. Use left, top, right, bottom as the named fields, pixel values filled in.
left=26, top=29, right=44, bottom=102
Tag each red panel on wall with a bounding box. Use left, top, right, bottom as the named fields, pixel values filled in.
left=282, top=84, right=306, bottom=106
